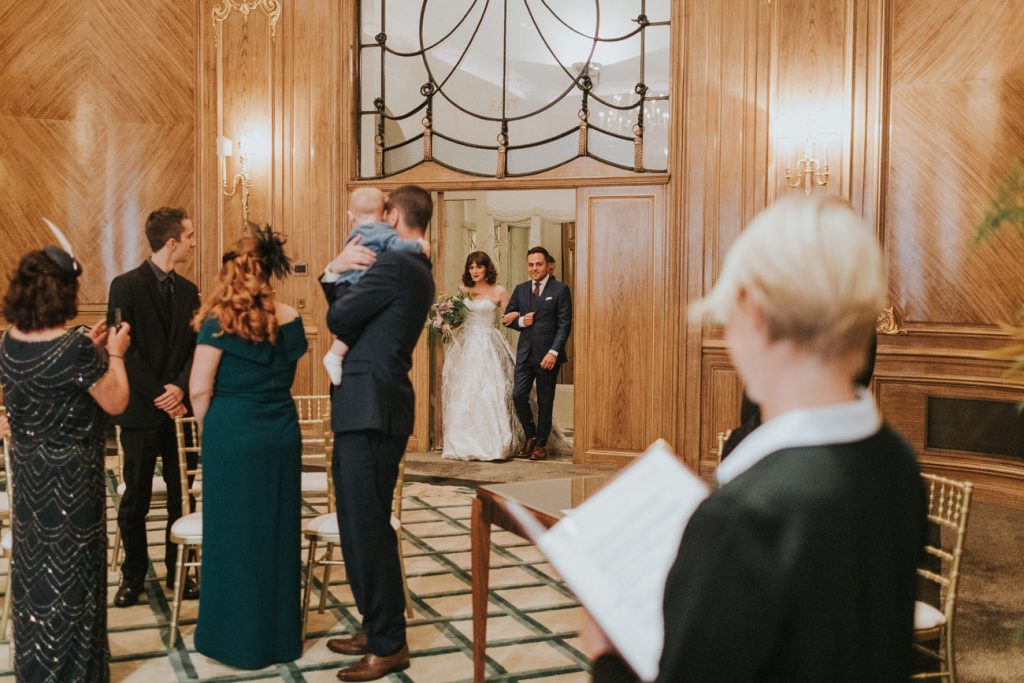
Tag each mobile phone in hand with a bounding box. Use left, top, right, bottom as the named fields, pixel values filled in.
left=107, top=307, right=122, bottom=328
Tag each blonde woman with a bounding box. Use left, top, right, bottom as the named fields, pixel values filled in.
left=585, top=195, right=927, bottom=681
left=189, top=226, right=306, bottom=669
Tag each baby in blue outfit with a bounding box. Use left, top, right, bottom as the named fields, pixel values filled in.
left=323, top=187, right=429, bottom=384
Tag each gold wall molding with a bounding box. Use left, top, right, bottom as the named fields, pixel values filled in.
left=212, top=0, right=281, bottom=44
left=212, top=0, right=279, bottom=234
left=877, top=306, right=907, bottom=335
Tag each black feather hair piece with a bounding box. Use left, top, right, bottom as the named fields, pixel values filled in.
left=249, top=223, right=292, bottom=280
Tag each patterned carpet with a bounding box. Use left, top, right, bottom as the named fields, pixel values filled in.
left=0, top=473, right=588, bottom=682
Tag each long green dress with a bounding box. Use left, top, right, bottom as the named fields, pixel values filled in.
left=193, top=317, right=307, bottom=669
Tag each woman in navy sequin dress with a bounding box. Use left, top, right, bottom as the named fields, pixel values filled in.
left=0, top=248, right=130, bottom=682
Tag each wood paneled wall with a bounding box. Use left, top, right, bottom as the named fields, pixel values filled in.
left=4, top=1, right=1022, bottom=500
left=0, top=0, right=197, bottom=314
left=876, top=0, right=1024, bottom=502
left=196, top=0, right=343, bottom=398
left=691, top=0, right=1024, bottom=503
left=575, top=186, right=673, bottom=465
left=177, top=1, right=1024, bottom=496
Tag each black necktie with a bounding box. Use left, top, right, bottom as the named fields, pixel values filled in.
left=161, top=277, right=174, bottom=312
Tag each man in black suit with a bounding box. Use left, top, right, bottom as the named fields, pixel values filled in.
left=107, top=207, right=200, bottom=607
left=503, top=246, right=572, bottom=460
left=322, top=185, right=435, bottom=682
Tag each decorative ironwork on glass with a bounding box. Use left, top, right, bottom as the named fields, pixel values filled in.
left=357, top=0, right=671, bottom=178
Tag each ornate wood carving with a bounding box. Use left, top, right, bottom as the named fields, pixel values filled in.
left=877, top=306, right=907, bottom=335
left=212, top=0, right=281, bottom=44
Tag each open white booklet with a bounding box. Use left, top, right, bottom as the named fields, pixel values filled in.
left=504, top=441, right=709, bottom=682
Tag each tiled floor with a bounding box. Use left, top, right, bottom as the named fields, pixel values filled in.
left=0, top=475, right=588, bottom=682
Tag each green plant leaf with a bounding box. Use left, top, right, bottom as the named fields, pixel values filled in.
left=974, top=159, right=1024, bottom=245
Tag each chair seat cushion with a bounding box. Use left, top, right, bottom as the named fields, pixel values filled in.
left=117, top=477, right=169, bottom=497
left=170, top=512, right=202, bottom=538
left=301, top=472, right=328, bottom=493
left=914, top=600, right=946, bottom=630
left=304, top=513, right=339, bottom=536
left=302, top=512, right=401, bottom=536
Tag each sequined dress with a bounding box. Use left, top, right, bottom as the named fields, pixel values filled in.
left=0, top=330, right=110, bottom=682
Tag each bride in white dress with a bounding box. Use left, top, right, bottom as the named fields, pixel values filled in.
left=441, top=251, right=523, bottom=461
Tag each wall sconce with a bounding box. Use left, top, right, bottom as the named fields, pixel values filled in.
left=218, top=135, right=252, bottom=225
left=784, top=140, right=830, bottom=194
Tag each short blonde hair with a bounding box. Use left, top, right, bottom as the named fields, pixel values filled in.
left=349, top=187, right=386, bottom=221
left=690, top=194, right=885, bottom=360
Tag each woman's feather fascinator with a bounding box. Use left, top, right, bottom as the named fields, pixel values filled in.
left=250, top=223, right=292, bottom=280
left=42, top=218, right=83, bottom=278
left=221, top=223, right=292, bottom=280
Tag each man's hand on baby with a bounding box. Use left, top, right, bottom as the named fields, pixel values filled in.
left=330, top=235, right=376, bottom=273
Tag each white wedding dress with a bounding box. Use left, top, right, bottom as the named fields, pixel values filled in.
left=441, top=298, right=523, bottom=461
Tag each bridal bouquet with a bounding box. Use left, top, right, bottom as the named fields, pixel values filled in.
left=428, top=291, right=469, bottom=344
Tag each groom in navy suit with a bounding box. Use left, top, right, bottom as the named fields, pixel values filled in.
left=503, top=246, right=572, bottom=460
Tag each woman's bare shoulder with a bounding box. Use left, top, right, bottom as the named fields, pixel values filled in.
left=275, top=302, right=299, bottom=324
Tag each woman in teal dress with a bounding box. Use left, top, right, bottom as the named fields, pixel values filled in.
left=189, top=227, right=307, bottom=668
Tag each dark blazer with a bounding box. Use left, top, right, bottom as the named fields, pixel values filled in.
left=503, top=277, right=572, bottom=365
left=594, top=426, right=926, bottom=682
left=107, top=263, right=200, bottom=428
left=326, top=251, right=434, bottom=436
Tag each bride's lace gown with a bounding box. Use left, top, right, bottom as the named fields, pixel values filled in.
left=442, top=297, right=522, bottom=461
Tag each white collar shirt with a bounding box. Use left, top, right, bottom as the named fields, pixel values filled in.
left=715, top=389, right=882, bottom=487
left=532, top=274, right=551, bottom=297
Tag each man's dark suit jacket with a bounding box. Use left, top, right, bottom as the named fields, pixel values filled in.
left=503, top=277, right=572, bottom=365
left=107, top=263, right=200, bottom=429
left=593, top=427, right=926, bottom=682
left=326, top=251, right=434, bottom=436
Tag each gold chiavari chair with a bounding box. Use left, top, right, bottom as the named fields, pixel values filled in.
left=294, top=395, right=331, bottom=422
left=0, top=408, right=13, bottom=657
left=294, top=395, right=332, bottom=512
left=167, top=417, right=202, bottom=644
left=300, top=419, right=414, bottom=640
left=713, top=430, right=728, bottom=465
left=912, top=473, right=973, bottom=683
left=110, top=426, right=169, bottom=567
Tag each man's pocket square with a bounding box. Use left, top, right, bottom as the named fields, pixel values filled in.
left=545, top=296, right=553, bottom=300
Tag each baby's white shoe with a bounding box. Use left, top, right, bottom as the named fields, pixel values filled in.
left=323, top=352, right=344, bottom=386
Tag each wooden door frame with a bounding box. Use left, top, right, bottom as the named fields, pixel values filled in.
left=419, top=183, right=673, bottom=466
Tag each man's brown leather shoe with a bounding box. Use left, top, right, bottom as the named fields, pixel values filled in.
left=530, top=445, right=547, bottom=461
left=514, top=437, right=537, bottom=458
left=336, top=645, right=410, bottom=681
left=327, top=629, right=368, bottom=656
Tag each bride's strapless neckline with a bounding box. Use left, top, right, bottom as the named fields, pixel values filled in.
left=464, top=296, right=500, bottom=308
left=463, top=297, right=499, bottom=328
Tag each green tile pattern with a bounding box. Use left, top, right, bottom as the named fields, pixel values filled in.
left=0, top=472, right=590, bottom=683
